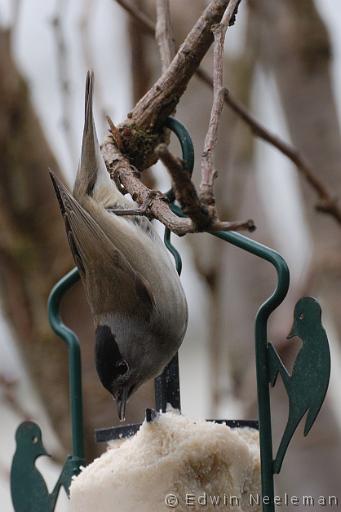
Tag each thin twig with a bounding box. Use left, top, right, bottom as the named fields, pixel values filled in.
left=157, top=144, right=255, bottom=232
left=200, top=56, right=224, bottom=210
left=115, top=0, right=154, bottom=34
left=157, top=143, right=211, bottom=229
left=79, top=0, right=108, bottom=132
left=156, top=0, right=176, bottom=72
left=221, top=0, right=242, bottom=27
left=155, top=0, right=176, bottom=146
left=200, top=0, right=241, bottom=211
left=0, top=375, right=31, bottom=420
left=223, top=91, right=341, bottom=224
left=114, top=0, right=341, bottom=226
left=51, top=0, right=78, bottom=167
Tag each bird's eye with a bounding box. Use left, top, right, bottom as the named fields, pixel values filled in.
left=115, top=360, right=129, bottom=376
left=32, top=436, right=38, bottom=444
left=299, top=313, right=304, bottom=320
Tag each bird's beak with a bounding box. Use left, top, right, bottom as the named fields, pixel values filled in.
left=287, top=322, right=297, bottom=339
left=116, top=387, right=129, bottom=422
left=38, top=444, right=49, bottom=457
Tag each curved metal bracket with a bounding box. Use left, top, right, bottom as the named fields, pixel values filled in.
left=48, top=267, right=84, bottom=463
left=215, top=229, right=290, bottom=510
left=152, top=117, right=195, bottom=411
left=163, top=117, right=195, bottom=276
left=171, top=204, right=290, bottom=511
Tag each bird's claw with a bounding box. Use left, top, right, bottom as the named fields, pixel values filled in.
left=107, top=190, right=167, bottom=219
left=267, top=343, right=280, bottom=386
left=59, top=456, right=83, bottom=496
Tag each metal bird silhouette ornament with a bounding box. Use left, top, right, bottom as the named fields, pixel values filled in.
left=50, top=72, right=188, bottom=420
left=267, top=297, right=331, bottom=474
left=10, top=422, right=76, bottom=511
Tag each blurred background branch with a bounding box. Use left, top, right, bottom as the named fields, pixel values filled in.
left=51, top=0, right=78, bottom=168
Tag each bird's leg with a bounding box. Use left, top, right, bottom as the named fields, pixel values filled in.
left=304, top=404, right=322, bottom=436
left=48, top=455, right=79, bottom=507
left=107, top=208, right=149, bottom=216
left=107, top=190, right=168, bottom=218
left=267, top=343, right=281, bottom=385
left=48, top=467, right=66, bottom=509
left=267, top=343, right=291, bottom=391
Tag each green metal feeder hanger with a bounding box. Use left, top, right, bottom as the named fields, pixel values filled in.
left=10, top=119, right=331, bottom=512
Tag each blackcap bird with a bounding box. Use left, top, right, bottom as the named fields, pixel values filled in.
left=50, top=72, right=188, bottom=420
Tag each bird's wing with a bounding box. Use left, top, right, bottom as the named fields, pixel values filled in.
left=50, top=172, right=155, bottom=319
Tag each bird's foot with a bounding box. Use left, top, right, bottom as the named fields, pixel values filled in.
left=267, top=343, right=281, bottom=386
left=143, top=189, right=168, bottom=208
left=107, top=190, right=167, bottom=218
left=107, top=207, right=149, bottom=217
left=272, top=457, right=282, bottom=474
left=59, top=456, right=84, bottom=496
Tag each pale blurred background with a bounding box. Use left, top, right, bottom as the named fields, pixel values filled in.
left=1, top=0, right=341, bottom=510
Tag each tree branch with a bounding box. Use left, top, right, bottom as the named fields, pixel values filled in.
left=155, top=0, right=175, bottom=73
left=116, top=0, right=231, bottom=170
left=157, top=144, right=254, bottom=232
left=151, top=1, right=253, bottom=233
left=101, top=0, right=256, bottom=236
left=102, top=135, right=254, bottom=234
left=200, top=0, right=241, bottom=211
left=114, top=0, right=341, bottom=226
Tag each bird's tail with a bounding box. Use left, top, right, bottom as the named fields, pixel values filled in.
left=273, top=409, right=307, bottom=474
left=304, top=405, right=322, bottom=436
left=73, top=71, right=126, bottom=208
left=73, top=71, right=115, bottom=204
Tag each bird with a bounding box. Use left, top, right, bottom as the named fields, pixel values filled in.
left=268, top=297, right=330, bottom=474
left=10, top=422, right=74, bottom=511
left=50, top=71, right=188, bottom=421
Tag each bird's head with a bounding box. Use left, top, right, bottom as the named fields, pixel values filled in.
left=15, top=422, right=49, bottom=458
left=95, top=323, right=165, bottom=421
left=287, top=297, right=321, bottom=339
